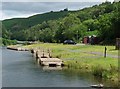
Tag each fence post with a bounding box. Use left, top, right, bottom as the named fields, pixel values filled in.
left=116, top=38, right=120, bottom=50
left=104, top=47, right=107, bottom=58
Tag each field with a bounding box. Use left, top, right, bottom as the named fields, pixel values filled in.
left=24, top=43, right=119, bottom=81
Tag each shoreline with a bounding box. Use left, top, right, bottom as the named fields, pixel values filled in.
left=6, top=43, right=119, bottom=83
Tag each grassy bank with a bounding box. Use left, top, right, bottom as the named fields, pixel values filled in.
left=24, top=43, right=118, bottom=82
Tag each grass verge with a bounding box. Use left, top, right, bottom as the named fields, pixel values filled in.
left=24, top=43, right=119, bottom=82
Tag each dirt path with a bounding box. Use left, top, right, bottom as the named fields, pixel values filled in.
left=82, top=51, right=119, bottom=58
left=64, top=49, right=119, bottom=58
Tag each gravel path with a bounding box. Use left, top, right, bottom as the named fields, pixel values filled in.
left=63, top=48, right=119, bottom=59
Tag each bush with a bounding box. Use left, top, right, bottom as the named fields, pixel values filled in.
left=92, top=65, right=104, bottom=78
left=2, top=38, right=17, bottom=46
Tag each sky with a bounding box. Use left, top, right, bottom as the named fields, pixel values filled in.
left=1, top=0, right=115, bottom=20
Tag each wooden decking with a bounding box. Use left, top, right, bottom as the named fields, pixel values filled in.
left=31, top=48, right=63, bottom=66
left=40, top=58, right=62, bottom=66
left=7, top=45, right=29, bottom=51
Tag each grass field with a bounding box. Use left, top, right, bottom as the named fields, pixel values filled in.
left=24, top=43, right=119, bottom=81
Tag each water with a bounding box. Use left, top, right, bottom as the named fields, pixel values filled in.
left=0, top=47, right=2, bottom=88
left=1, top=47, right=116, bottom=87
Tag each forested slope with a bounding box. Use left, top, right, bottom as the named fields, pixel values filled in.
left=2, top=2, right=120, bottom=44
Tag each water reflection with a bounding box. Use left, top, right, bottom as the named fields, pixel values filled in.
left=42, top=66, right=62, bottom=71
left=0, top=47, right=2, bottom=88
left=62, top=68, right=119, bottom=88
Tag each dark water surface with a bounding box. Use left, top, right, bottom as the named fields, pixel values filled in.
left=0, top=47, right=2, bottom=88
left=2, top=47, right=116, bottom=87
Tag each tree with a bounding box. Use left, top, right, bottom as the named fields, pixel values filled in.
left=77, top=11, right=91, bottom=22
left=83, top=19, right=100, bottom=31
left=98, top=14, right=112, bottom=41
left=55, top=14, right=81, bottom=42
left=64, top=8, right=68, bottom=11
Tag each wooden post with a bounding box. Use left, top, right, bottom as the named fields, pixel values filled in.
left=116, top=38, right=120, bottom=50
left=43, top=50, right=44, bottom=57
left=104, top=47, right=107, bottom=58
left=48, top=49, right=51, bottom=58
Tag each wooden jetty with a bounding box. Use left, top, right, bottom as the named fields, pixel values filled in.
left=36, top=50, right=50, bottom=58
left=7, top=45, right=29, bottom=51
left=39, top=58, right=62, bottom=66
left=31, top=48, right=63, bottom=66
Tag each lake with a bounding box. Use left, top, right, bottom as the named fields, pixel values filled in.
left=1, top=47, right=116, bottom=87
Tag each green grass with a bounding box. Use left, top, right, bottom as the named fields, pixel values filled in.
left=23, top=43, right=118, bottom=81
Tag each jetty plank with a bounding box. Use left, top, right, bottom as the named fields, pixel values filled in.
left=39, top=58, right=63, bottom=66
left=31, top=48, right=63, bottom=66
left=7, top=46, right=29, bottom=51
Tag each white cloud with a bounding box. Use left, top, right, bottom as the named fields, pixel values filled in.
left=1, top=0, right=116, bottom=20
left=0, top=2, right=2, bottom=20
left=1, top=2, right=103, bottom=20
left=2, top=0, right=115, bottom=2
left=1, top=10, right=39, bottom=20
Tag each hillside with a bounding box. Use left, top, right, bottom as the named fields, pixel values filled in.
left=2, top=1, right=120, bottom=44
left=2, top=11, right=69, bottom=32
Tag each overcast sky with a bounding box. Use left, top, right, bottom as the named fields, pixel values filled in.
left=1, top=0, right=115, bottom=20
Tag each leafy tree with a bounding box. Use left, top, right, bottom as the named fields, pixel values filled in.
left=55, top=14, right=81, bottom=42
left=83, top=19, right=100, bottom=31
left=1, top=2, right=120, bottom=45
left=64, top=8, right=68, bottom=11
left=2, top=24, right=11, bottom=39
left=98, top=13, right=113, bottom=41
left=77, top=11, right=91, bottom=22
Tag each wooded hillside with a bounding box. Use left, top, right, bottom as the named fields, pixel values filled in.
left=2, top=2, right=120, bottom=44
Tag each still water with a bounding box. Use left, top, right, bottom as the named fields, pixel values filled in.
left=1, top=47, right=114, bottom=87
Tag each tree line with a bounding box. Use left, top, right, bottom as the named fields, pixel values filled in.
left=2, top=1, right=120, bottom=45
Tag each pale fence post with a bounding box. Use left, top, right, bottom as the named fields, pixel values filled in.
left=116, top=38, right=120, bottom=50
